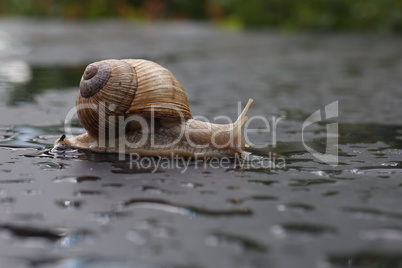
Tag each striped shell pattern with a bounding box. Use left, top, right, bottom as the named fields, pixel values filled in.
left=76, top=59, right=192, bottom=137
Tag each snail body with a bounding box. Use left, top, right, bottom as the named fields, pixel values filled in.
left=55, top=59, right=253, bottom=158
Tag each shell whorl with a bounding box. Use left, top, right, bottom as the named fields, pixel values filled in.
left=76, top=59, right=192, bottom=138
left=79, top=63, right=112, bottom=98
left=76, top=60, right=138, bottom=137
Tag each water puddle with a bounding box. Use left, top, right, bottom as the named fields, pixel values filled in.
left=0, top=122, right=401, bottom=178
left=0, top=125, right=63, bottom=150
left=2, top=65, right=84, bottom=106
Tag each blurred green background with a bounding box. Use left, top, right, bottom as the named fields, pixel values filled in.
left=1, top=0, right=402, bottom=32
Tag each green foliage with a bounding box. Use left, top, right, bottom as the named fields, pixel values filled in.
left=1, top=0, right=402, bottom=32
left=229, top=0, right=402, bottom=32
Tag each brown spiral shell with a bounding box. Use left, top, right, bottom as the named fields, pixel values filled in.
left=76, top=59, right=192, bottom=138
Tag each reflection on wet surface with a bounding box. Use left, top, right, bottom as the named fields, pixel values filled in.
left=0, top=20, right=402, bottom=268
left=0, top=114, right=402, bottom=267
left=1, top=118, right=401, bottom=267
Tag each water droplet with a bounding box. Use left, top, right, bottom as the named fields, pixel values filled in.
left=137, top=185, right=165, bottom=194
left=53, top=175, right=101, bottom=183
left=0, top=224, right=92, bottom=248
left=206, top=232, right=267, bottom=253
left=350, top=167, right=402, bottom=175
left=127, top=230, right=148, bottom=245
left=200, top=190, right=215, bottom=195
left=102, top=183, right=122, bottom=188
left=13, top=213, right=44, bottom=221
left=0, top=197, right=14, bottom=205
left=311, top=170, right=331, bottom=177
left=227, top=185, right=240, bottom=190
left=247, top=180, right=279, bottom=186
left=75, top=190, right=103, bottom=196
left=251, top=195, right=278, bottom=201
left=123, top=198, right=253, bottom=217
left=381, top=161, right=401, bottom=167
left=180, top=182, right=203, bottom=188
left=322, top=191, right=339, bottom=197
left=132, top=219, right=174, bottom=238
left=10, top=256, right=138, bottom=268
left=0, top=224, right=64, bottom=242
left=228, top=195, right=278, bottom=204
left=91, top=211, right=132, bottom=225
left=227, top=198, right=245, bottom=204
left=0, top=179, right=32, bottom=184
left=36, top=161, right=68, bottom=170
left=32, top=134, right=61, bottom=145
left=24, top=189, right=42, bottom=196
left=52, top=176, right=76, bottom=183
left=272, top=223, right=336, bottom=239
left=76, top=176, right=101, bottom=183
left=277, top=203, right=314, bottom=212
left=288, top=178, right=336, bottom=186
left=55, top=200, right=83, bottom=210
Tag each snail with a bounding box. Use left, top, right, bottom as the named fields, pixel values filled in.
left=54, top=59, right=253, bottom=158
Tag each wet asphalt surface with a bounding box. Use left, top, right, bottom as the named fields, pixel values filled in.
left=0, top=19, right=402, bottom=268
